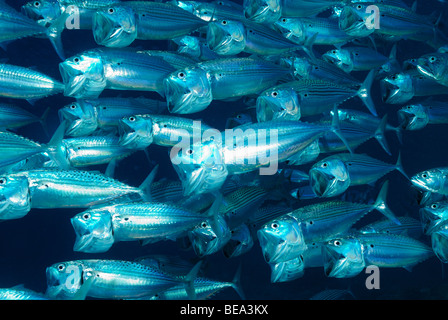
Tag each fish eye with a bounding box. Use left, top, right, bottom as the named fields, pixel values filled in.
left=73, top=57, right=80, bottom=63
left=322, top=162, right=328, bottom=168
left=186, top=149, right=193, bottom=155
left=271, top=91, right=278, bottom=98
left=82, top=213, right=91, bottom=220
left=34, top=1, right=41, bottom=7
left=356, top=4, right=362, bottom=9
left=221, top=20, right=227, bottom=25
left=70, top=104, right=77, bottom=109
left=333, top=240, right=341, bottom=246
left=431, top=204, right=438, bottom=209
left=236, top=114, right=242, bottom=119
left=57, top=264, right=65, bottom=272
left=271, top=222, right=279, bottom=229
left=429, top=56, right=437, bottom=63
left=281, top=18, right=286, bottom=23
left=178, top=72, right=186, bottom=79
left=422, top=173, right=428, bottom=178
left=0, top=177, right=6, bottom=185
left=332, top=50, right=337, bottom=54
left=201, top=222, right=207, bottom=228
left=108, top=8, right=115, bottom=14
left=128, top=116, right=136, bottom=122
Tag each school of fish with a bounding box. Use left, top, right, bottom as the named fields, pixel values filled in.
left=0, top=0, right=446, bottom=300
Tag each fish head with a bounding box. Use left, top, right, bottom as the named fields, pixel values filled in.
left=45, top=261, right=89, bottom=299
left=417, top=53, right=448, bottom=83
left=397, top=104, right=429, bottom=130
left=431, top=222, right=448, bottom=263
left=323, top=236, right=365, bottom=278
left=0, top=174, right=31, bottom=220
left=71, top=208, right=114, bottom=253
left=243, top=0, right=282, bottom=24
left=420, top=201, right=448, bottom=235
left=256, top=86, right=300, bottom=122
left=93, top=5, right=138, bottom=48
left=194, top=3, right=219, bottom=22
left=411, top=168, right=446, bottom=194
left=21, top=0, right=61, bottom=27
left=269, top=256, right=305, bottom=283
left=380, top=73, right=414, bottom=104
left=118, top=115, right=154, bottom=149
left=274, top=17, right=305, bottom=45
left=223, top=224, right=254, bottom=258
left=206, top=19, right=246, bottom=55
left=338, top=4, right=376, bottom=38
left=58, top=101, right=98, bottom=136
left=59, top=50, right=107, bottom=99
left=188, top=214, right=231, bottom=257
left=257, top=216, right=307, bottom=264
left=173, top=35, right=202, bottom=59
left=309, top=157, right=351, bottom=197
left=171, top=138, right=228, bottom=196
left=322, top=48, right=353, bottom=73
left=164, top=66, right=213, bottom=114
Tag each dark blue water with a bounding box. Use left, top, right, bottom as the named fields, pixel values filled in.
left=0, top=0, right=448, bottom=301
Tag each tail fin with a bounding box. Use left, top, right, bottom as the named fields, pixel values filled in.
left=374, top=114, right=391, bottom=156
left=183, top=260, right=203, bottom=300
left=139, top=164, right=159, bottom=201
left=330, top=105, right=354, bottom=154
left=358, top=69, right=377, bottom=116
left=46, top=120, right=69, bottom=169
left=39, top=107, right=51, bottom=137
left=373, top=180, right=401, bottom=225
left=231, top=264, right=245, bottom=300
left=395, top=151, right=409, bottom=180
left=46, top=13, right=68, bottom=60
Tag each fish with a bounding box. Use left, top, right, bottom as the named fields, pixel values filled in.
left=430, top=220, right=448, bottom=263
left=0, top=165, right=156, bottom=217
left=45, top=259, right=201, bottom=300
left=0, top=103, right=49, bottom=132
left=171, top=35, right=222, bottom=61
left=223, top=223, right=254, bottom=258
left=381, top=70, right=448, bottom=104
left=93, top=1, right=207, bottom=47
left=59, top=48, right=177, bottom=99
left=164, top=57, right=291, bottom=114
left=269, top=256, right=305, bottom=283
left=256, top=69, right=376, bottom=121
left=358, top=216, right=423, bottom=238
left=171, top=113, right=348, bottom=196
left=323, top=233, right=434, bottom=278
left=419, top=201, right=448, bottom=235
left=58, top=97, right=166, bottom=137
left=0, top=285, right=48, bottom=300
left=0, top=63, right=64, bottom=100
left=71, top=201, right=207, bottom=253
left=417, top=52, right=448, bottom=87
left=309, top=152, right=408, bottom=197
left=150, top=264, right=245, bottom=300
left=398, top=101, right=448, bottom=131
left=118, top=114, right=213, bottom=150
left=411, top=167, right=448, bottom=195
left=257, top=180, right=399, bottom=264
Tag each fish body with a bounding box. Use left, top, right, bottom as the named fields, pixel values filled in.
left=0, top=287, right=48, bottom=300
left=0, top=63, right=64, bottom=100
left=45, top=259, right=189, bottom=299
left=71, top=202, right=206, bottom=253
left=164, top=57, right=290, bottom=114
left=59, top=48, right=177, bottom=99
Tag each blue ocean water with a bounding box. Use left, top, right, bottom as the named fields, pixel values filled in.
left=0, top=0, right=448, bottom=301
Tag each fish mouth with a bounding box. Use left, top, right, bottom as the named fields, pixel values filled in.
left=322, top=245, right=348, bottom=278
left=396, top=109, right=414, bottom=130
left=416, top=59, right=437, bottom=81
left=339, top=6, right=373, bottom=37
left=256, top=96, right=282, bottom=122
left=257, top=229, right=285, bottom=263
left=206, top=22, right=245, bottom=56
left=93, top=11, right=137, bottom=48
left=58, top=108, right=97, bottom=137
left=309, top=169, right=335, bottom=197
left=118, top=119, right=153, bottom=149
left=419, top=208, right=442, bottom=235
left=410, top=176, right=429, bottom=192
left=380, top=79, right=402, bottom=104
left=59, top=62, right=87, bottom=98
left=432, top=229, right=448, bottom=263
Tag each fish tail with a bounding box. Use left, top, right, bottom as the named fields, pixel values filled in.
left=330, top=105, right=353, bottom=154
left=231, top=263, right=246, bottom=300
left=46, top=13, right=68, bottom=60
left=358, top=69, right=377, bottom=117
left=46, top=120, right=70, bottom=169
left=395, top=151, right=410, bottom=180
left=374, top=114, right=391, bottom=156
left=183, top=260, right=203, bottom=300
left=39, top=107, right=51, bottom=138
left=139, top=164, right=159, bottom=201
left=373, top=180, right=402, bottom=225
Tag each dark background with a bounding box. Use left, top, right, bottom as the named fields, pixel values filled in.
left=0, top=0, right=448, bottom=300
